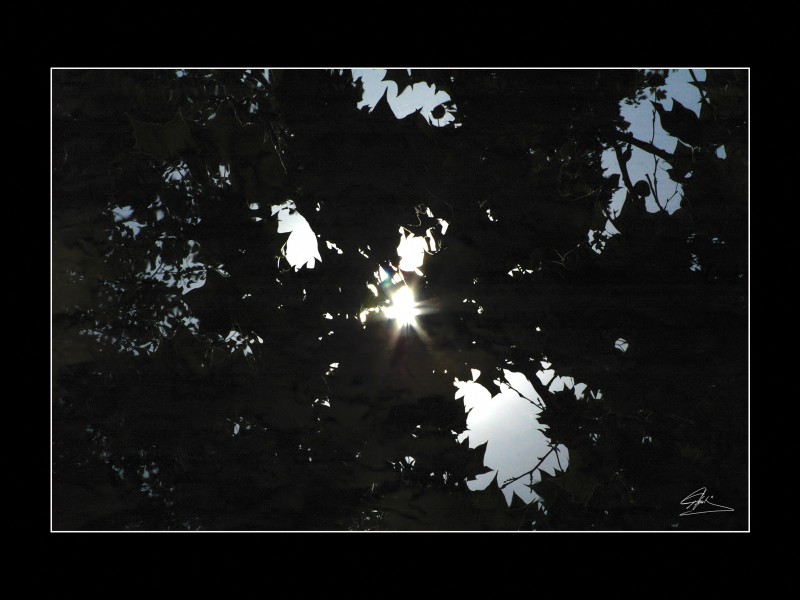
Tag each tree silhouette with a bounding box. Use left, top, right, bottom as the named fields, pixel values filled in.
left=52, top=68, right=747, bottom=530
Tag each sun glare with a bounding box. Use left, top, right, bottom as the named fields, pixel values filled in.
left=387, top=285, right=419, bottom=327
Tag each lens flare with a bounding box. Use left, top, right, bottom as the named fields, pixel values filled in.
left=386, top=285, right=419, bottom=327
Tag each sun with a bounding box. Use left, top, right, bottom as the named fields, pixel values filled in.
left=386, top=285, right=419, bottom=328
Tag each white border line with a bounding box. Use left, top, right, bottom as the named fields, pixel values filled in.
left=50, top=66, right=54, bottom=534
left=50, top=67, right=750, bottom=533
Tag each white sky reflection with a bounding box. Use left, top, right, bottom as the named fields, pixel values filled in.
left=455, top=362, right=600, bottom=507
left=455, top=369, right=568, bottom=506
left=270, top=200, right=322, bottom=271
left=351, top=69, right=458, bottom=127
left=594, top=69, right=707, bottom=252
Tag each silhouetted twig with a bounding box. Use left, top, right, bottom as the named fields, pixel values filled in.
left=611, top=140, right=635, bottom=195
left=500, top=444, right=561, bottom=490
left=502, top=381, right=545, bottom=411
left=689, top=69, right=711, bottom=107
left=268, top=123, right=288, bottom=174
left=645, top=173, right=665, bottom=212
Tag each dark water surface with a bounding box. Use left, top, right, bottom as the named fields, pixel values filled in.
left=52, top=69, right=748, bottom=530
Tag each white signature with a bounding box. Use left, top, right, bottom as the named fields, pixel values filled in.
left=679, top=487, right=734, bottom=517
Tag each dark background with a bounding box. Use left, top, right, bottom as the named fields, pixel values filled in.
left=52, top=68, right=748, bottom=531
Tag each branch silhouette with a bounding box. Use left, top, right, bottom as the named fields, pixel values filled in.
left=499, top=444, right=562, bottom=490
left=614, top=131, right=673, bottom=162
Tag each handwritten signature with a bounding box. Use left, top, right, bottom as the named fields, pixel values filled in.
left=679, top=487, right=734, bottom=517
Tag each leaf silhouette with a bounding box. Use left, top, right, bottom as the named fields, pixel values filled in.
left=129, top=112, right=197, bottom=161
left=653, top=99, right=700, bottom=147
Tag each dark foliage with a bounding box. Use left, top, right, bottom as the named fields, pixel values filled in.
left=52, top=68, right=747, bottom=530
